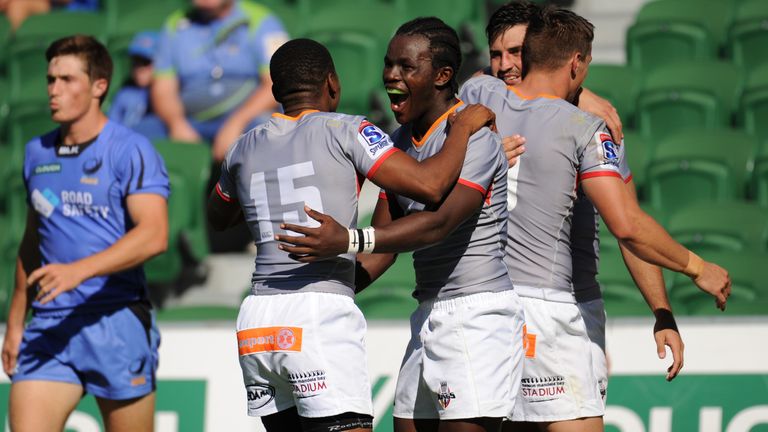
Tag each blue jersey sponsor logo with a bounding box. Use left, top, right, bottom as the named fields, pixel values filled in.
left=33, top=163, right=62, bottom=175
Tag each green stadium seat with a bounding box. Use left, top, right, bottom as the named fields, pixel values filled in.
left=669, top=251, right=768, bottom=315
left=367, top=252, right=415, bottom=293
left=392, top=0, right=481, bottom=29
left=156, top=305, right=239, bottom=321
left=8, top=106, right=57, bottom=151
left=307, top=30, right=385, bottom=117
left=598, top=248, right=647, bottom=316
left=666, top=202, right=768, bottom=253
left=646, top=129, right=755, bottom=213
left=256, top=0, right=302, bottom=36
left=738, top=64, right=768, bottom=151
left=584, top=65, right=641, bottom=127
left=751, top=142, right=768, bottom=208
left=103, top=0, right=183, bottom=37
left=622, top=130, right=652, bottom=194
left=626, top=0, right=733, bottom=71
left=636, top=61, right=743, bottom=141
left=154, top=140, right=211, bottom=262
left=9, top=12, right=108, bottom=106
left=0, top=15, right=10, bottom=74
left=302, top=2, right=400, bottom=41
left=143, top=168, right=186, bottom=284
left=355, top=289, right=416, bottom=320
left=727, top=0, right=768, bottom=70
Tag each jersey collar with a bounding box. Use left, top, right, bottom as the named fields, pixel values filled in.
left=272, top=110, right=320, bottom=121
left=411, top=99, right=465, bottom=148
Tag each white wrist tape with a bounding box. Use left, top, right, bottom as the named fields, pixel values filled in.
left=347, top=227, right=376, bottom=254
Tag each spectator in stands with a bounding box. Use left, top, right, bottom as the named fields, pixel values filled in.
left=109, top=31, right=167, bottom=140
left=1, top=0, right=99, bottom=30
left=152, top=0, right=288, bottom=162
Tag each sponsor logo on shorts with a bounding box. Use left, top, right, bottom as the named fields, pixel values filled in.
left=33, top=163, right=62, bottom=175
left=131, top=376, right=147, bottom=386
left=246, top=384, right=275, bottom=410
left=437, top=381, right=456, bottom=409
left=288, top=370, right=327, bottom=399
left=237, top=327, right=303, bottom=355
left=521, top=376, right=566, bottom=402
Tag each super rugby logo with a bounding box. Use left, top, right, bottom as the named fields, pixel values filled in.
left=596, top=132, right=620, bottom=166
left=357, top=120, right=393, bottom=160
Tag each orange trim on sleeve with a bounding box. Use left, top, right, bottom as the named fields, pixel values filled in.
left=378, top=191, right=388, bottom=200
left=458, top=178, right=487, bottom=196
left=578, top=171, right=623, bottom=183
left=237, top=327, right=303, bottom=355
left=412, top=100, right=465, bottom=147
left=366, top=147, right=399, bottom=179
left=624, top=174, right=633, bottom=184
left=507, top=85, right=560, bottom=100
left=215, top=183, right=232, bottom=202
left=271, top=110, right=320, bottom=121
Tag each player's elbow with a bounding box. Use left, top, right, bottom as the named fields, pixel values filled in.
left=607, top=218, right=640, bottom=244
left=420, top=184, right=445, bottom=206
left=147, top=228, right=169, bottom=257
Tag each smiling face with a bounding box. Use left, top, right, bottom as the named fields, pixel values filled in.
left=382, top=34, right=440, bottom=126
left=47, top=55, right=105, bottom=124
left=489, top=24, right=527, bottom=86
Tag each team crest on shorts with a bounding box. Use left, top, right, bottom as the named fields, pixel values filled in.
left=288, top=370, right=327, bottom=399
left=437, top=381, right=456, bottom=409
left=521, top=376, right=567, bottom=402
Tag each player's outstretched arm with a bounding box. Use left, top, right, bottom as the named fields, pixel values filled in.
left=3, top=208, right=40, bottom=376
left=582, top=176, right=731, bottom=311
left=618, top=180, right=683, bottom=381
left=369, top=104, right=495, bottom=205
left=578, top=88, right=623, bottom=142
left=276, top=184, right=485, bottom=262
left=30, top=194, right=168, bottom=305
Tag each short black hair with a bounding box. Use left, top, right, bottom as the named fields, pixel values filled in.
left=46, top=35, right=113, bottom=105
left=486, top=1, right=540, bottom=46
left=395, top=17, right=462, bottom=94
left=522, top=7, right=594, bottom=78
left=270, top=38, right=335, bottom=103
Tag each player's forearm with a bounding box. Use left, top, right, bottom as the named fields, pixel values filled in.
left=619, top=243, right=672, bottom=312
left=73, top=221, right=168, bottom=281
left=6, top=259, right=32, bottom=332
left=152, top=77, right=187, bottom=126
left=354, top=253, right=397, bottom=293
left=615, top=209, right=691, bottom=274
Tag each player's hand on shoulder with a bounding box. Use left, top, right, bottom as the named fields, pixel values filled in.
left=693, top=261, right=731, bottom=311
left=275, top=206, right=349, bottom=263
left=28, top=262, right=89, bottom=305
left=449, top=103, right=497, bottom=134
left=2, top=327, right=23, bottom=377
left=578, top=88, right=623, bottom=142
left=502, top=134, right=526, bottom=167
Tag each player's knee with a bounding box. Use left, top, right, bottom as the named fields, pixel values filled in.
left=301, top=412, right=374, bottom=432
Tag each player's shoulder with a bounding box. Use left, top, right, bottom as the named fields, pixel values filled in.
left=461, top=74, right=506, bottom=93
left=534, top=97, right=604, bottom=134
left=25, top=128, right=59, bottom=155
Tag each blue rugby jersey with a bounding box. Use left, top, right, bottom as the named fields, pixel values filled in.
left=23, top=121, right=170, bottom=315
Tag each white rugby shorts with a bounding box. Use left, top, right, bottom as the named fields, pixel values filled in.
left=236, top=292, right=373, bottom=418
left=393, top=290, right=525, bottom=420
left=578, top=298, right=608, bottom=406
left=511, top=296, right=604, bottom=422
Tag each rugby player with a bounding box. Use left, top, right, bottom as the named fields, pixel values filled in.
left=459, top=7, right=731, bottom=431
left=277, top=17, right=523, bottom=432
left=205, top=38, right=496, bottom=432
left=2, top=35, right=169, bottom=431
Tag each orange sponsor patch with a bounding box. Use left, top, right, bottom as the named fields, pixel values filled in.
left=522, top=324, right=537, bottom=359
left=237, top=327, right=303, bottom=355
left=131, top=376, right=147, bottom=386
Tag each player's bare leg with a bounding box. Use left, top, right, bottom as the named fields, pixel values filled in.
left=9, top=380, right=82, bottom=432
left=540, top=417, right=603, bottom=432
left=96, top=392, right=156, bottom=432
left=395, top=417, right=439, bottom=432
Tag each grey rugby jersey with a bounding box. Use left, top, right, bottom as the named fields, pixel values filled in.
left=382, top=101, right=511, bottom=303
left=216, top=110, right=398, bottom=297
left=460, top=75, right=628, bottom=301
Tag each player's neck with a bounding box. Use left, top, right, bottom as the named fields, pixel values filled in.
left=412, top=96, right=458, bottom=141
left=516, top=71, right=569, bottom=100
left=59, top=108, right=107, bottom=146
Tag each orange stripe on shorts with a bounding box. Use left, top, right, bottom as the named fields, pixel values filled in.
left=237, top=327, right=303, bottom=355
